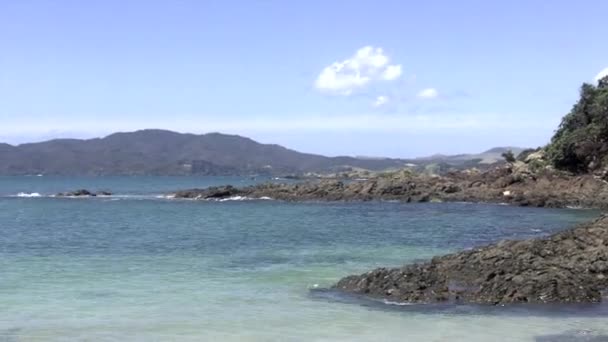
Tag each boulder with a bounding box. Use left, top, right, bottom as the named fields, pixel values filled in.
left=525, top=150, right=545, bottom=163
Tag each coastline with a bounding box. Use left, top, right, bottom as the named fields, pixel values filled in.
left=333, top=214, right=608, bottom=305
left=169, top=163, right=608, bottom=210
left=51, top=164, right=608, bottom=306
left=166, top=164, right=608, bottom=305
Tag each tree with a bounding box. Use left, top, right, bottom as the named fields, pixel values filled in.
left=502, top=150, right=516, bottom=163
left=546, top=75, right=608, bottom=173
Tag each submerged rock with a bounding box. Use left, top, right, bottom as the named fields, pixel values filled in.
left=333, top=215, right=608, bottom=305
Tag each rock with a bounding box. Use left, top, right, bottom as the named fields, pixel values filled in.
left=172, top=185, right=240, bottom=199
left=56, top=189, right=95, bottom=197
left=72, top=189, right=93, bottom=196
left=55, top=189, right=113, bottom=197
left=443, top=184, right=461, bottom=194
left=333, top=215, right=608, bottom=305
left=525, top=150, right=545, bottom=163
left=166, top=162, right=608, bottom=209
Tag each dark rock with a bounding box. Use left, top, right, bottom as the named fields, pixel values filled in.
left=56, top=189, right=95, bottom=197
left=55, top=189, right=112, bottom=197
left=172, top=185, right=240, bottom=199
left=333, top=215, right=608, bottom=305
left=170, top=164, right=608, bottom=209
left=73, top=189, right=93, bottom=196
left=443, top=184, right=461, bottom=194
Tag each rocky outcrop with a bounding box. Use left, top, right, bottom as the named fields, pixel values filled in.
left=172, top=186, right=241, bottom=199
left=56, top=189, right=112, bottom=197
left=170, top=164, right=608, bottom=209
left=333, top=215, right=608, bottom=305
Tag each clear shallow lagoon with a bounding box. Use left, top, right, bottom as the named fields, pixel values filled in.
left=0, top=176, right=606, bottom=341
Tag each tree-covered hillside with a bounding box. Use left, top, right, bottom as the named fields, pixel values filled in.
left=547, top=76, right=608, bottom=173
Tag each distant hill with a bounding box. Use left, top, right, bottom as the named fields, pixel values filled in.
left=0, top=129, right=524, bottom=175
left=0, top=130, right=408, bottom=175
left=0, top=143, right=14, bottom=153
left=415, top=147, right=525, bottom=165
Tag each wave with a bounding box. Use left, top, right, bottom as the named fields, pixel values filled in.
left=5, top=192, right=274, bottom=202
left=218, top=196, right=273, bottom=202
left=15, top=192, right=42, bottom=198
left=565, top=205, right=594, bottom=210
left=382, top=299, right=415, bottom=306
left=155, top=194, right=176, bottom=199
left=6, top=193, right=156, bottom=200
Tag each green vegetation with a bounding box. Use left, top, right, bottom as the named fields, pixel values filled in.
left=546, top=76, right=608, bottom=173
left=501, top=150, right=516, bottom=163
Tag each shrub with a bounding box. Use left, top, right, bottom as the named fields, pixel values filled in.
left=501, top=150, right=516, bottom=163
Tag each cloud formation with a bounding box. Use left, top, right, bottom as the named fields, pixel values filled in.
left=595, top=67, right=608, bottom=83
left=417, top=88, right=438, bottom=99
left=373, top=95, right=389, bottom=107
left=315, top=46, right=402, bottom=95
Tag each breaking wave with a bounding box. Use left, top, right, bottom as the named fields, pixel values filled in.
left=218, top=196, right=273, bottom=202
left=15, top=192, right=42, bottom=198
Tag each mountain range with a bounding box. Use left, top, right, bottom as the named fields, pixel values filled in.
left=0, top=129, right=523, bottom=176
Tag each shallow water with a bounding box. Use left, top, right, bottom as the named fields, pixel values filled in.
left=0, top=176, right=606, bottom=341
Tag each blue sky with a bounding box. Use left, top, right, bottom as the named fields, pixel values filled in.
left=1, top=0, right=607, bottom=157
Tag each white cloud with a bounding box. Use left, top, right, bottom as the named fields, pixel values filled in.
left=417, top=88, right=438, bottom=99
left=373, top=95, right=389, bottom=107
left=595, top=67, right=608, bottom=83
left=381, top=65, right=402, bottom=80
left=315, top=46, right=402, bottom=95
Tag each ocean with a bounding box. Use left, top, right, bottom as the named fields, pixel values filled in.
left=0, top=176, right=606, bottom=341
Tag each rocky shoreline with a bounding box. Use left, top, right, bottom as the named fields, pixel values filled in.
left=170, top=162, right=608, bottom=209
left=168, top=162, right=608, bottom=305
left=333, top=215, right=608, bottom=305
left=58, top=161, right=608, bottom=306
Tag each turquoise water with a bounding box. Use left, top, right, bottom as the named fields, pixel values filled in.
left=0, top=177, right=606, bottom=341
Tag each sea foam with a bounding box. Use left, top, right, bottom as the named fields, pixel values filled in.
left=218, top=196, right=273, bottom=202
left=16, top=192, right=42, bottom=198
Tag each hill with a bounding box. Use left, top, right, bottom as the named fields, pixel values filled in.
left=0, top=129, right=523, bottom=176
left=415, top=147, right=525, bottom=165
left=0, top=130, right=407, bottom=175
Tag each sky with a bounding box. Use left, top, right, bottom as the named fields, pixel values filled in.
left=1, top=0, right=607, bottom=157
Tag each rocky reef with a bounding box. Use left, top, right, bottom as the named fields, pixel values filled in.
left=170, top=158, right=608, bottom=209
left=334, top=215, right=608, bottom=305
